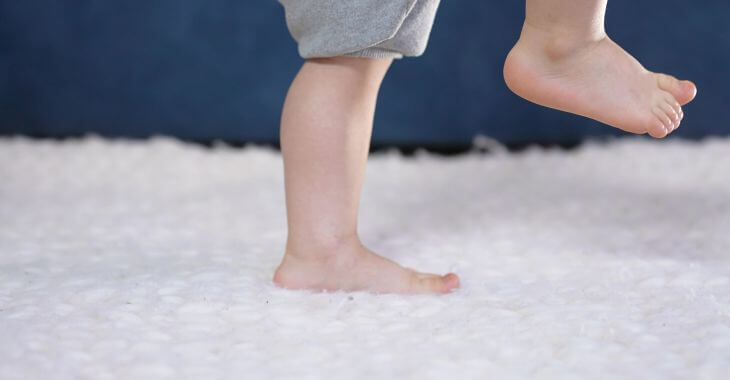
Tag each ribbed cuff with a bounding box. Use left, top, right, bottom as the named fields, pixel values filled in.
left=343, top=47, right=404, bottom=60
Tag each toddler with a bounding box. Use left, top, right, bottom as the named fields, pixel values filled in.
left=272, top=0, right=697, bottom=294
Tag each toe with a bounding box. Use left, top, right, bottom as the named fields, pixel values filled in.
left=659, top=102, right=680, bottom=130
left=664, top=93, right=683, bottom=122
left=442, top=273, right=460, bottom=291
left=653, top=106, right=674, bottom=134
left=648, top=113, right=669, bottom=139
left=660, top=102, right=679, bottom=123
left=409, top=271, right=460, bottom=294
left=677, top=80, right=698, bottom=105
left=657, top=73, right=697, bottom=106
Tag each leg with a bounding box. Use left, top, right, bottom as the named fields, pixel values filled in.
left=273, top=56, right=459, bottom=294
left=503, top=0, right=697, bottom=138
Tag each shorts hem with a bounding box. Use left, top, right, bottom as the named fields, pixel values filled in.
left=343, top=47, right=405, bottom=59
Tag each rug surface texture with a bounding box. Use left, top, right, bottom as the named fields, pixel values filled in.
left=1, top=136, right=729, bottom=379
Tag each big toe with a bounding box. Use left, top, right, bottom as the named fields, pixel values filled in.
left=657, top=73, right=697, bottom=105
left=409, top=271, right=460, bottom=294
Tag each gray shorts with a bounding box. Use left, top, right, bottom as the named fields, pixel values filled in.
left=279, top=0, right=441, bottom=59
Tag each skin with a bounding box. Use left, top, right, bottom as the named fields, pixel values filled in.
left=504, top=0, right=697, bottom=138
left=273, top=0, right=697, bottom=294
left=273, top=57, right=460, bottom=294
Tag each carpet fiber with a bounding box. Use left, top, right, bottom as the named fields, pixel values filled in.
left=1, top=136, right=729, bottom=379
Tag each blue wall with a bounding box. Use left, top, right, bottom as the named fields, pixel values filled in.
left=1, top=1, right=728, bottom=146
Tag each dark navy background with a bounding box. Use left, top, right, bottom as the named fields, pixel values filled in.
left=1, top=1, right=728, bottom=147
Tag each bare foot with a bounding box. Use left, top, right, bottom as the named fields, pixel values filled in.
left=273, top=238, right=460, bottom=294
left=503, top=24, right=697, bottom=138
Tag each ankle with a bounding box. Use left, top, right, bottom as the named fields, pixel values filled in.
left=517, top=22, right=607, bottom=61
left=284, top=233, right=363, bottom=262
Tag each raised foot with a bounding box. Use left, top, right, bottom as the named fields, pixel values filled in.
left=503, top=31, right=697, bottom=139
left=273, top=239, right=460, bottom=294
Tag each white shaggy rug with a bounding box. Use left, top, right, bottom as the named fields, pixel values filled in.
left=1, top=136, right=729, bottom=380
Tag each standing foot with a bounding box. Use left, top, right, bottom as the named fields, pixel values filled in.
left=273, top=237, right=460, bottom=294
